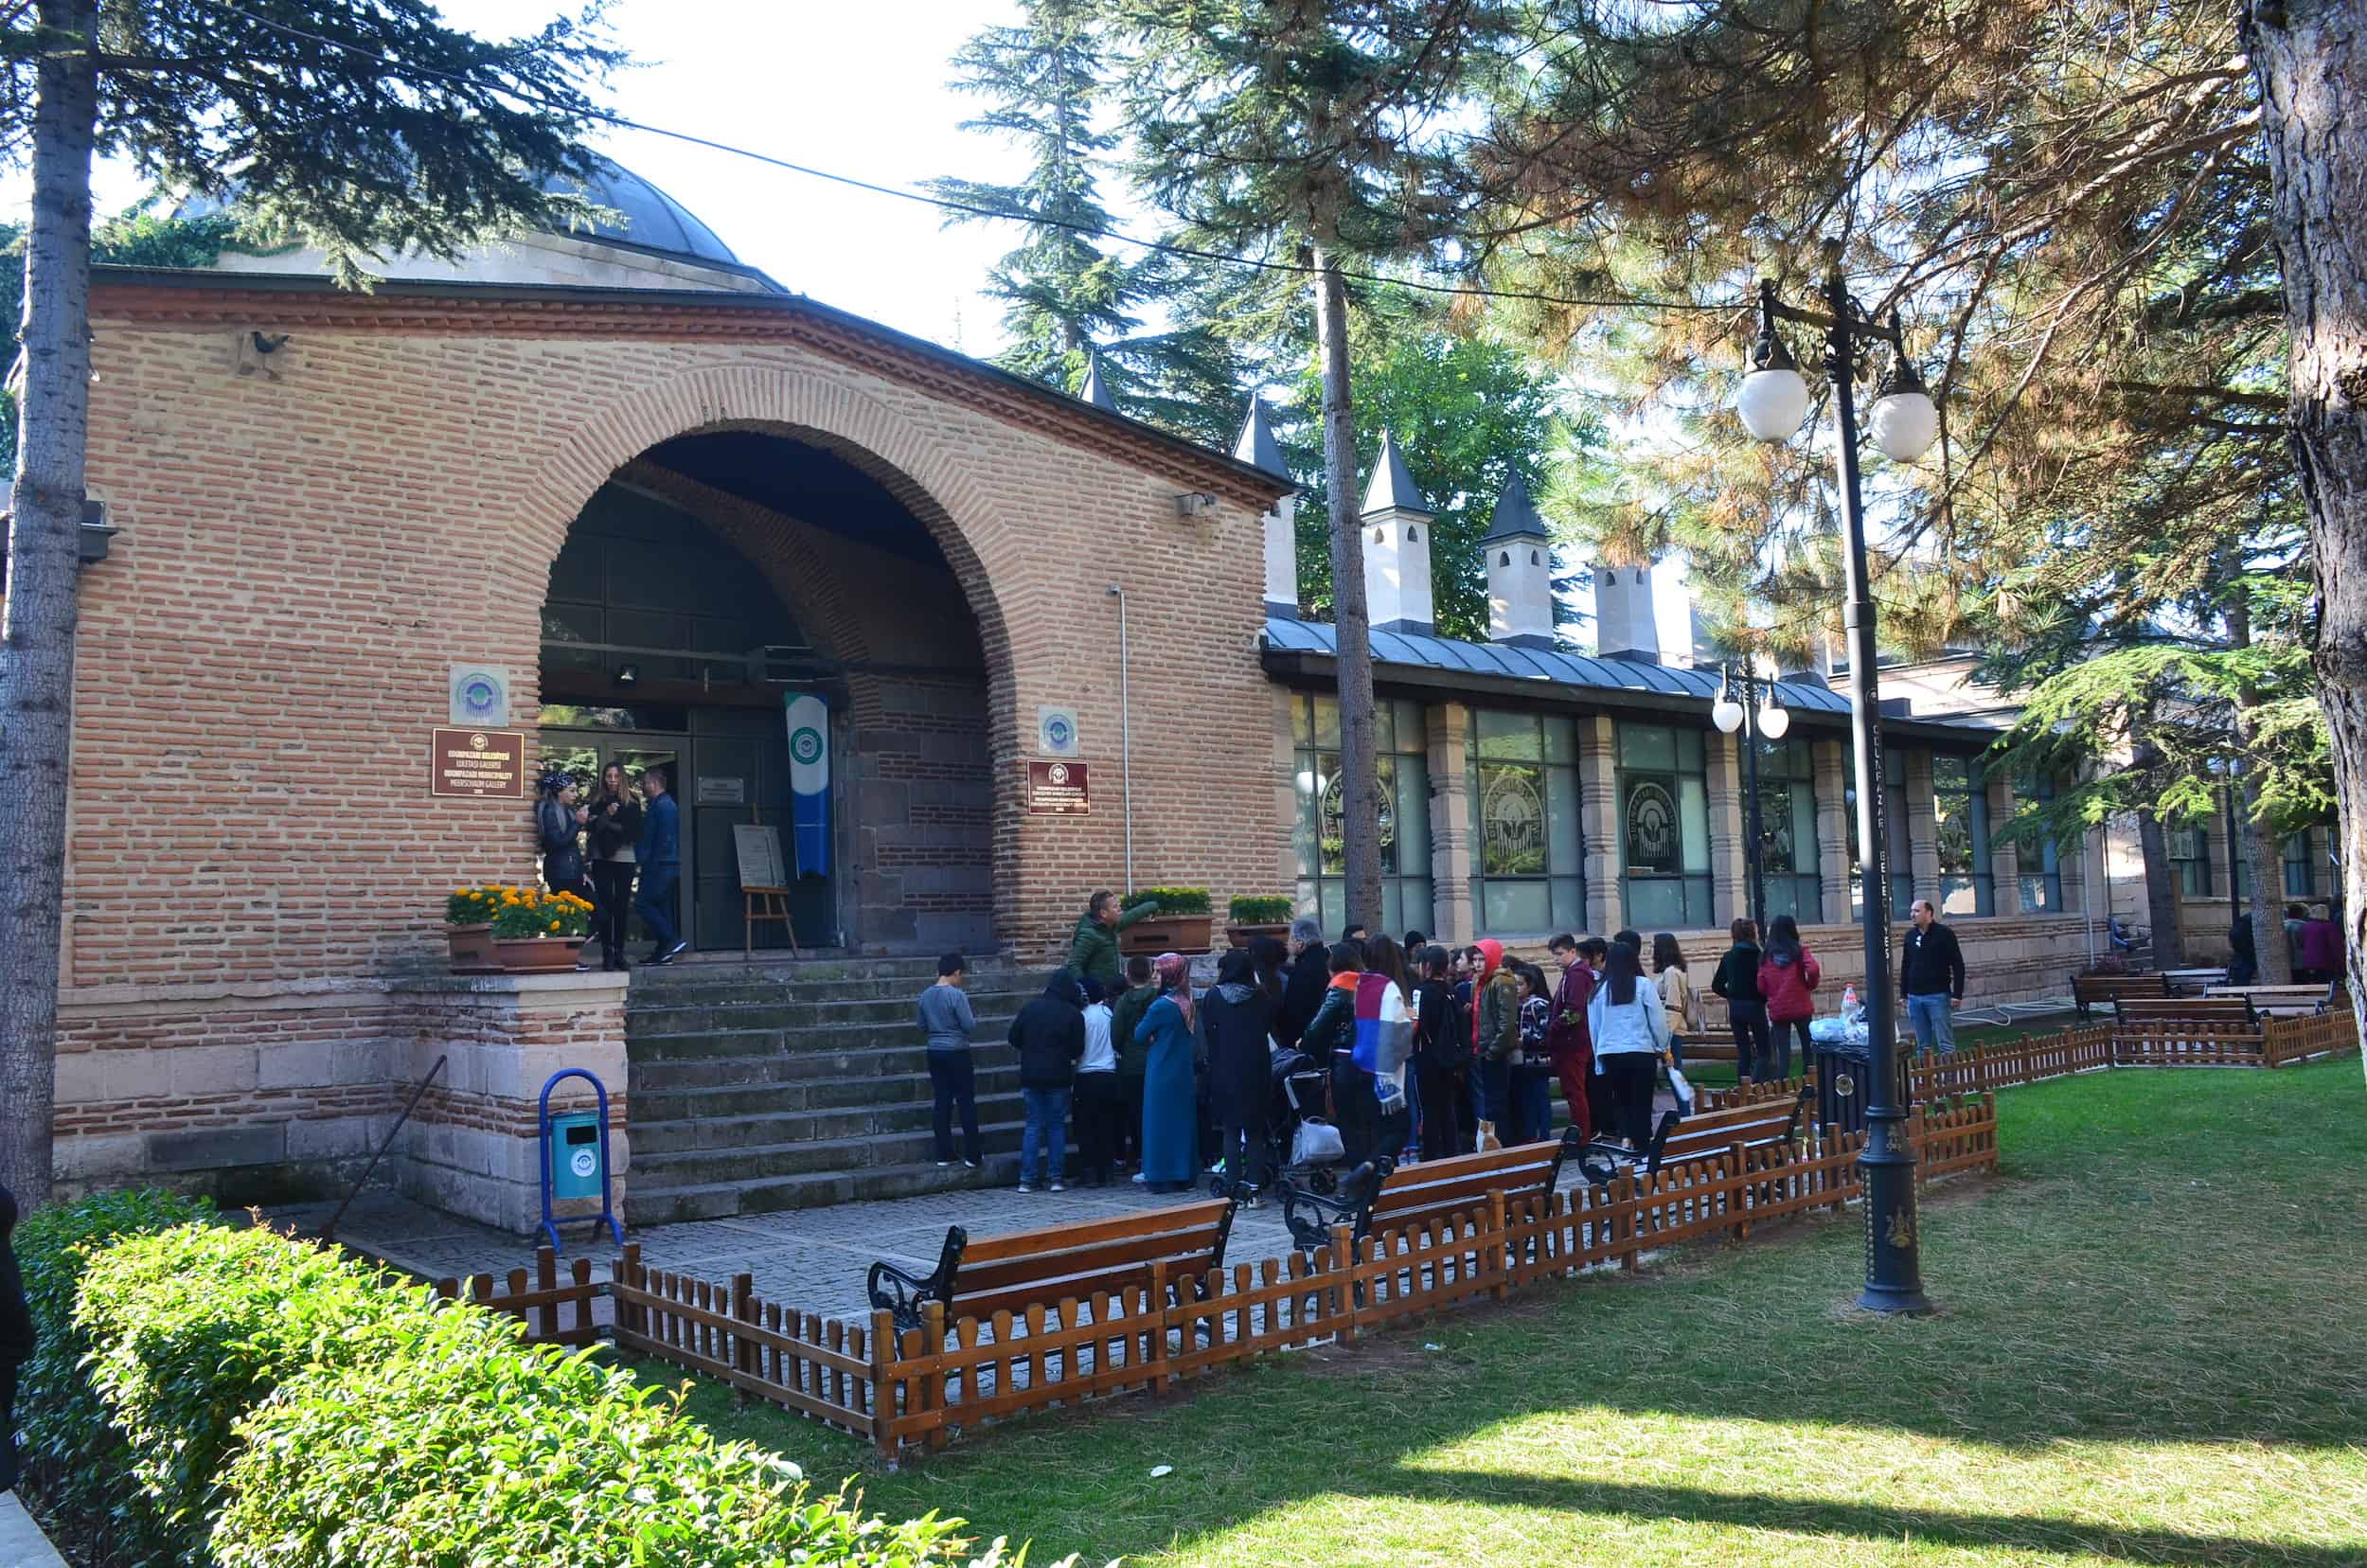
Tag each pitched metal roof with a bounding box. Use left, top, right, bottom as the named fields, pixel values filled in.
left=1260, top=615, right=2005, bottom=739
left=1483, top=472, right=1550, bottom=543
left=1233, top=398, right=1290, bottom=480
left=1360, top=433, right=1433, bottom=516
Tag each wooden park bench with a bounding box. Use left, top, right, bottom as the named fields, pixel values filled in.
left=2073, top=971, right=2170, bottom=1017
left=864, top=1196, right=1239, bottom=1335
left=2113, top=994, right=2258, bottom=1029
left=2205, top=982, right=2341, bottom=1017
left=2161, top=967, right=2230, bottom=995
left=1275, top=1129, right=1583, bottom=1253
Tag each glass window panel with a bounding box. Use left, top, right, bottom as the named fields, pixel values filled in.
left=1884, top=749, right=1907, bottom=786
left=1292, top=757, right=1321, bottom=878
left=1546, top=766, right=1581, bottom=877
left=1680, top=777, right=1711, bottom=874
left=1624, top=877, right=1685, bottom=930
left=541, top=602, right=601, bottom=645
left=1790, top=783, right=1819, bottom=876
left=1931, top=755, right=1970, bottom=792
left=1677, top=728, right=1706, bottom=773
left=1313, top=697, right=1341, bottom=749
left=1938, top=875, right=1981, bottom=918
left=1292, top=696, right=1313, bottom=749
left=1482, top=880, right=1551, bottom=934
left=1379, top=882, right=1403, bottom=937
left=1542, top=715, right=1577, bottom=765
left=1619, top=723, right=1676, bottom=772
left=1476, top=708, right=1541, bottom=760
left=1400, top=878, right=1434, bottom=935
left=1395, top=756, right=1430, bottom=872
left=1551, top=876, right=1585, bottom=930
left=1295, top=879, right=1317, bottom=918
left=1376, top=756, right=1399, bottom=876
left=1620, top=773, right=1682, bottom=873
left=1374, top=701, right=1396, bottom=757
left=1479, top=761, right=1549, bottom=875
left=1393, top=700, right=1427, bottom=756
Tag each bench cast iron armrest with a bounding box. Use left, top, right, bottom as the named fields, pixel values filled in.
left=1276, top=1159, right=1390, bottom=1252
left=866, top=1224, right=968, bottom=1335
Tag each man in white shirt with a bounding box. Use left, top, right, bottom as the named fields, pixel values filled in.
left=1074, top=978, right=1122, bottom=1187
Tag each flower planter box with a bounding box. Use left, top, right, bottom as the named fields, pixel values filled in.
left=1225, top=922, right=1291, bottom=949
left=1120, top=915, right=1215, bottom=956
left=492, top=936, right=586, bottom=973
left=447, top=922, right=497, bottom=972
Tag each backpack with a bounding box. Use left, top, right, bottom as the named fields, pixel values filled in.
left=1517, top=994, right=1553, bottom=1063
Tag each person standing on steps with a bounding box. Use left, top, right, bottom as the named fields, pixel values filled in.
left=535, top=768, right=591, bottom=902
left=1109, top=954, right=1157, bottom=1169
left=633, top=766, right=687, bottom=965
left=1545, top=934, right=1597, bottom=1144
left=1756, top=915, right=1821, bottom=1081
left=917, top=953, right=983, bottom=1170
left=585, top=761, right=641, bottom=973
left=1074, top=977, right=1124, bottom=1187
left=1065, top=889, right=1160, bottom=995
left=1133, top=953, right=1201, bottom=1193
left=1899, top=899, right=1968, bottom=1055
left=1587, top=942, right=1671, bottom=1154
left=1008, top=971, right=1087, bottom=1194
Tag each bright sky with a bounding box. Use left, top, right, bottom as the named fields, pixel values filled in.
left=23, top=0, right=1036, bottom=354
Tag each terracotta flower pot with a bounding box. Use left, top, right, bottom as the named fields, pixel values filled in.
left=1225, top=922, right=1291, bottom=949
left=447, top=922, right=497, bottom=972
left=1120, top=915, right=1215, bottom=956
left=493, top=935, right=587, bottom=973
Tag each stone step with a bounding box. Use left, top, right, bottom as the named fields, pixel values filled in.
left=636, top=953, right=997, bottom=986
left=630, top=1061, right=1030, bottom=1119
left=630, top=1008, right=1027, bottom=1042
left=629, top=1087, right=1033, bottom=1154
left=624, top=1016, right=1024, bottom=1063
left=626, top=971, right=1039, bottom=1007
left=625, top=1153, right=1042, bottom=1225
left=628, top=1122, right=1036, bottom=1191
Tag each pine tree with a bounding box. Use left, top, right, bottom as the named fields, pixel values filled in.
left=931, top=0, right=1248, bottom=446
left=1091, top=0, right=1517, bottom=925
left=0, top=0, right=620, bottom=1204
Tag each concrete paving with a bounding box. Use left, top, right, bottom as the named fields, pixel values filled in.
left=0, top=1490, right=69, bottom=1568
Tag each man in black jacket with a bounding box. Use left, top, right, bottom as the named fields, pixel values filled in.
left=1900, top=899, right=1968, bottom=1055
left=1276, top=918, right=1331, bottom=1052
left=1008, top=972, right=1088, bottom=1192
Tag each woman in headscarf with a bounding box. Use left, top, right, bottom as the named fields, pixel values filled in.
left=1201, top=948, right=1276, bottom=1198
left=1132, top=953, right=1201, bottom=1193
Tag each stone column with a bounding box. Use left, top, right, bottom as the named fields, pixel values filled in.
left=1426, top=703, right=1475, bottom=945
left=1986, top=771, right=2020, bottom=917
left=1905, top=749, right=1941, bottom=907
left=1707, top=728, right=1747, bottom=924
left=1814, top=739, right=1850, bottom=924
left=1580, top=715, right=1622, bottom=934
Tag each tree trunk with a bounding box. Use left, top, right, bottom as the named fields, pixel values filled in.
left=0, top=0, right=99, bottom=1207
left=2246, top=0, right=2367, bottom=1049
left=2135, top=812, right=2184, bottom=971
left=1311, top=245, right=1382, bottom=929
left=2226, top=588, right=2294, bottom=985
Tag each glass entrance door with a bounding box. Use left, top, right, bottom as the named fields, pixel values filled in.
left=540, top=732, right=689, bottom=950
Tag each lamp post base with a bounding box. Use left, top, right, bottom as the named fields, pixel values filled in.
left=1852, top=1283, right=1935, bottom=1316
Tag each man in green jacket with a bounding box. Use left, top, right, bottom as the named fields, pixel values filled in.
left=1065, top=889, right=1160, bottom=993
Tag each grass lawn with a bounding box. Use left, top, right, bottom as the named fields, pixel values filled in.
left=678, top=1060, right=2367, bottom=1566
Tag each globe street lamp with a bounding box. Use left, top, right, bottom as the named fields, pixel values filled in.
left=1736, top=253, right=1940, bottom=1316
left=1710, top=664, right=1791, bottom=935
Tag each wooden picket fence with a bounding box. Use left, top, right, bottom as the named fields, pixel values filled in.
left=431, top=1246, right=602, bottom=1347
left=454, top=1097, right=1977, bottom=1458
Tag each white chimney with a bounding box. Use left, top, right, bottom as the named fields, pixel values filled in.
left=1594, top=561, right=1661, bottom=663
left=1234, top=399, right=1299, bottom=617
left=1483, top=472, right=1554, bottom=648
left=1360, top=433, right=1434, bottom=636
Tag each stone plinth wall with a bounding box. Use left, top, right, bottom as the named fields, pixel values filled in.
left=51, top=971, right=628, bottom=1233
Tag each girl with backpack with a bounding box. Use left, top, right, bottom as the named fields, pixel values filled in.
left=1755, top=914, right=1822, bottom=1081
left=1509, top=961, right=1558, bottom=1145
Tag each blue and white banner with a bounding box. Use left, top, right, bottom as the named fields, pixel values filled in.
left=785, top=693, right=830, bottom=879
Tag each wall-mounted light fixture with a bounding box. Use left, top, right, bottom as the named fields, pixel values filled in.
left=1173, top=491, right=1218, bottom=518
left=614, top=663, right=640, bottom=688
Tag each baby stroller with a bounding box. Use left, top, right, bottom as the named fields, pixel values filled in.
left=1209, top=1046, right=1347, bottom=1202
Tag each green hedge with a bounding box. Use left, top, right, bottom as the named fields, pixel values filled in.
left=1227, top=895, right=1294, bottom=924
left=20, top=1201, right=1002, bottom=1567
left=12, top=1186, right=216, bottom=1565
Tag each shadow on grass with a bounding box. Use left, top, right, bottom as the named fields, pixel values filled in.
left=1371, top=1469, right=2355, bottom=1566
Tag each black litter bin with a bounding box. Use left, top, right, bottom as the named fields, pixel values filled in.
left=1810, top=1041, right=1874, bottom=1135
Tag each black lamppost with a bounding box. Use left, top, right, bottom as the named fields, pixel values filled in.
left=1735, top=248, right=1939, bottom=1316
left=1711, top=664, right=1790, bottom=935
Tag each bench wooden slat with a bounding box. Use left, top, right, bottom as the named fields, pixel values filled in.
left=957, top=1253, right=1219, bottom=1326
left=957, top=1199, right=1231, bottom=1262
left=2115, top=996, right=2255, bottom=1022
left=956, top=1229, right=1228, bottom=1292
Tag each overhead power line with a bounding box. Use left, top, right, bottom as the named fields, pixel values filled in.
left=203, top=0, right=1733, bottom=319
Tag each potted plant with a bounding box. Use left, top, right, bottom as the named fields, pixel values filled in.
left=1118, top=886, right=1216, bottom=955
left=453, top=885, right=596, bottom=973
left=444, top=886, right=503, bottom=971
left=1225, top=895, right=1295, bottom=949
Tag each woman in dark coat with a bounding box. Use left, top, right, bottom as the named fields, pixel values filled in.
left=1201, top=948, right=1276, bottom=1196
left=534, top=770, right=591, bottom=902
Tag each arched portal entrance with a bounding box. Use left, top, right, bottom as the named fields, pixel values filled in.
left=536, top=429, right=995, bottom=953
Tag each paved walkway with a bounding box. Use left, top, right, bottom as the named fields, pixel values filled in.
left=276, top=1149, right=1613, bottom=1327
left=0, top=1491, right=69, bottom=1568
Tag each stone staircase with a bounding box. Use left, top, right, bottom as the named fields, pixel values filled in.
left=624, top=955, right=1043, bottom=1224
